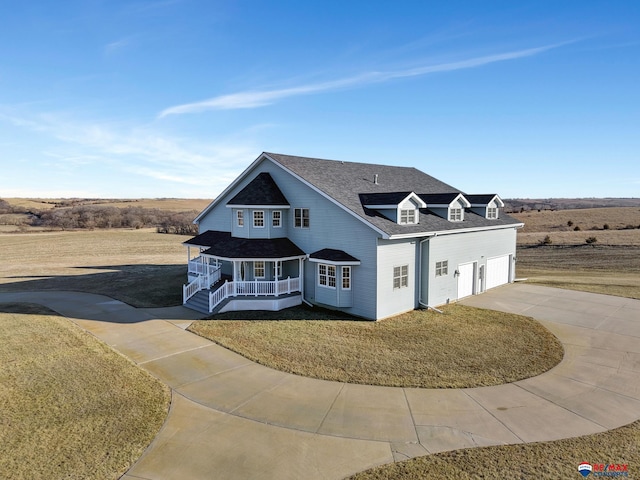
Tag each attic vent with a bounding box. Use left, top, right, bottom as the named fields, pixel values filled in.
left=374, top=174, right=379, bottom=185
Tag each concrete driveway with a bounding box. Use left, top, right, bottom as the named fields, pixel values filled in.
left=1, top=283, right=639, bottom=479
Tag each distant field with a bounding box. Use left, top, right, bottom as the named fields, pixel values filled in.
left=510, top=207, right=640, bottom=299
left=3, top=197, right=212, bottom=212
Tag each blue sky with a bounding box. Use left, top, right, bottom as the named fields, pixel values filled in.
left=0, top=1, right=638, bottom=199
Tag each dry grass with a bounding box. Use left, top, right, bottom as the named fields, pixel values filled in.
left=348, top=420, right=640, bottom=479
left=0, top=303, right=170, bottom=480
left=0, top=229, right=188, bottom=307
left=189, top=304, right=563, bottom=388
left=3, top=197, right=211, bottom=212
left=511, top=207, right=640, bottom=233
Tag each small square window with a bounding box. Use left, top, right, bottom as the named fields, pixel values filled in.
left=487, top=207, right=498, bottom=219
left=400, top=209, right=416, bottom=224
left=449, top=208, right=462, bottom=221
left=393, top=265, right=409, bottom=289
left=435, top=261, right=448, bottom=277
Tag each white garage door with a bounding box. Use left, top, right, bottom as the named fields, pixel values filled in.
left=457, top=262, right=475, bottom=299
left=486, top=255, right=511, bottom=290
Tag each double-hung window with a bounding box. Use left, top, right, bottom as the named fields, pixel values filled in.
left=254, top=261, right=265, bottom=278
left=342, top=266, right=351, bottom=290
left=253, top=210, right=264, bottom=228
left=393, top=265, right=409, bottom=289
left=487, top=207, right=498, bottom=219
left=294, top=208, right=310, bottom=228
left=236, top=210, right=244, bottom=227
left=318, top=264, right=336, bottom=288
left=272, top=210, right=281, bottom=227
left=435, top=260, right=448, bottom=276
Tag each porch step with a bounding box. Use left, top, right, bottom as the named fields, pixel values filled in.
left=184, top=290, right=210, bottom=314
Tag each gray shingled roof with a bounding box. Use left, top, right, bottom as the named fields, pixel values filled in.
left=227, top=172, right=289, bottom=206
left=186, top=230, right=305, bottom=259
left=309, top=248, right=360, bottom=263
left=264, top=152, right=521, bottom=236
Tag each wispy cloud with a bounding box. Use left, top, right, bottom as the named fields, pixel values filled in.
left=105, top=37, right=134, bottom=55
left=0, top=109, right=257, bottom=194
left=159, top=42, right=570, bottom=117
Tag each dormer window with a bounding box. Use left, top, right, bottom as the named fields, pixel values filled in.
left=400, top=209, right=417, bottom=224
left=487, top=207, right=498, bottom=219
left=449, top=208, right=463, bottom=221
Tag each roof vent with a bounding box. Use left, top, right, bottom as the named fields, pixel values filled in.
left=374, top=174, right=379, bottom=185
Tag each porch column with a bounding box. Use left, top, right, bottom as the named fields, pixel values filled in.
left=187, top=246, right=191, bottom=266
left=299, top=257, right=304, bottom=297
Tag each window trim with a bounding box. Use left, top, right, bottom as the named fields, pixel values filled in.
left=294, top=208, right=310, bottom=228
left=236, top=210, right=244, bottom=227
left=318, top=263, right=336, bottom=289
left=254, top=261, right=265, bottom=279
left=435, top=260, right=448, bottom=277
left=253, top=210, right=265, bottom=228
left=393, top=265, right=409, bottom=289
left=272, top=210, right=282, bottom=228
left=487, top=207, right=498, bottom=219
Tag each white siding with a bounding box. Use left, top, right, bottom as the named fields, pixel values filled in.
left=376, top=239, right=418, bottom=319
left=422, top=227, right=517, bottom=307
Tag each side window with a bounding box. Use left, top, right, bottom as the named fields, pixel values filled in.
left=237, top=210, right=244, bottom=227
left=393, top=265, right=409, bottom=289
left=294, top=208, right=310, bottom=228
left=342, top=266, right=351, bottom=290
left=272, top=210, right=282, bottom=227
left=435, top=260, right=448, bottom=276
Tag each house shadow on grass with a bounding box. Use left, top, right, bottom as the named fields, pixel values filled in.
left=0, top=264, right=186, bottom=308
left=206, top=304, right=361, bottom=322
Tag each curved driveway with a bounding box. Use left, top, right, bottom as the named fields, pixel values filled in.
left=2, top=284, right=640, bottom=479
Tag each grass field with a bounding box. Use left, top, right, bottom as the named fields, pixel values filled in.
left=0, top=303, right=170, bottom=480
left=1, top=207, right=638, bottom=479
left=0, top=229, right=189, bottom=307
left=189, top=304, right=563, bottom=388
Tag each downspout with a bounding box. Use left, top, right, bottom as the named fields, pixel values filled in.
left=418, top=233, right=442, bottom=312
left=300, top=256, right=314, bottom=307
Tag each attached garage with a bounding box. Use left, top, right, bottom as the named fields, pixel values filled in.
left=486, top=255, right=511, bottom=290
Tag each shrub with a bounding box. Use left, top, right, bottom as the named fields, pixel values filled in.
left=573, top=226, right=581, bottom=231
left=539, top=235, right=552, bottom=246
left=567, top=220, right=573, bottom=227
left=585, top=236, right=598, bottom=245
left=603, top=223, right=610, bottom=230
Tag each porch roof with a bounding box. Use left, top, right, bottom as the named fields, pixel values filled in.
left=188, top=230, right=306, bottom=260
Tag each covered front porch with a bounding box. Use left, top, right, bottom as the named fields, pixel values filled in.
left=183, top=231, right=307, bottom=314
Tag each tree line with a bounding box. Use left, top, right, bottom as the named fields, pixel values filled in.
left=0, top=200, right=198, bottom=234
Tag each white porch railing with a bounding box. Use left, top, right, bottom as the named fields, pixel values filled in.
left=208, top=277, right=301, bottom=312
left=183, top=265, right=222, bottom=303
left=188, top=258, right=219, bottom=277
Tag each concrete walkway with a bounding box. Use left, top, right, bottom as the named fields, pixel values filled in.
left=1, top=284, right=639, bottom=479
